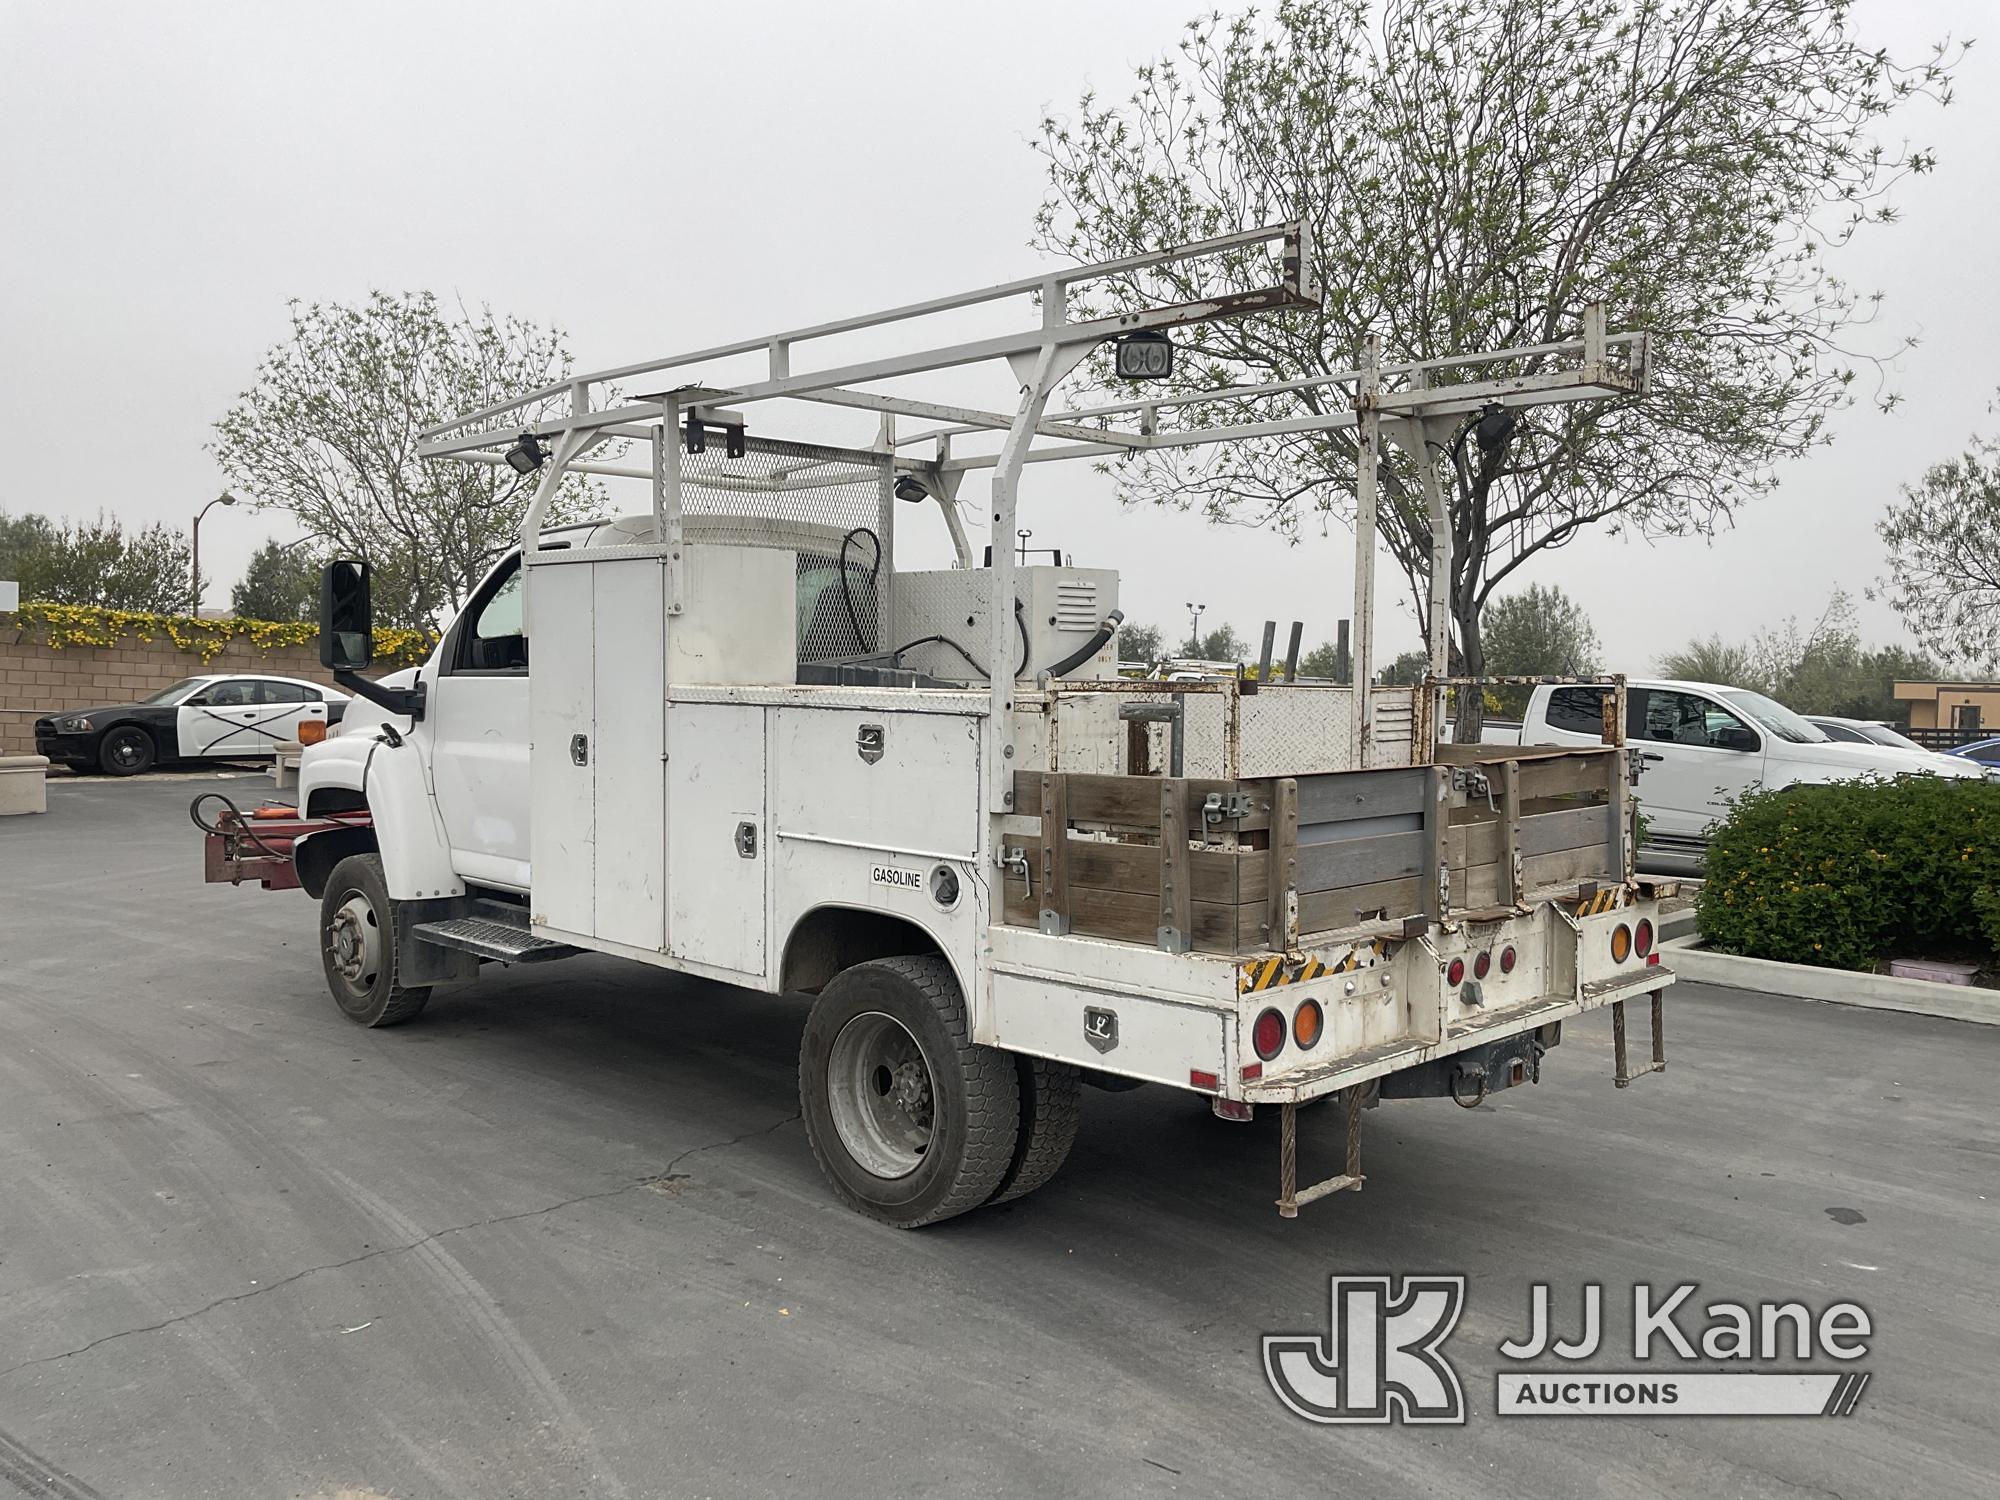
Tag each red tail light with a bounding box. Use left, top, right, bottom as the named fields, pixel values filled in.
left=1499, top=945, right=1517, bottom=974
left=1473, top=950, right=1491, bottom=980
left=1446, top=957, right=1466, bottom=987
left=1634, top=918, right=1655, bottom=957
left=1252, top=1008, right=1286, bottom=1061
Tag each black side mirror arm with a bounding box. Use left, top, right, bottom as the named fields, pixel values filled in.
left=334, top=670, right=427, bottom=723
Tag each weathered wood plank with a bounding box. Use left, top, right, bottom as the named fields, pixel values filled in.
left=1522, top=842, right=1617, bottom=893
left=1268, top=777, right=1299, bottom=949
left=1295, top=830, right=1427, bottom=893
left=1011, top=771, right=1269, bottom=830
left=1521, top=802, right=1615, bottom=857
left=1446, top=818, right=1502, bottom=869
left=1002, top=881, right=1249, bottom=954
left=1518, top=752, right=1621, bottom=803
left=1010, top=836, right=1261, bottom=905
left=1298, top=876, right=1425, bottom=936
left=1295, top=767, right=1428, bottom=823
left=1039, top=773, right=1070, bottom=934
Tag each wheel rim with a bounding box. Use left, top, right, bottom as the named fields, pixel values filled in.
left=326, top=892, right=383, bottom=1001
left=108, top=734, right=144, bottom=770
left=826, top=1011, right=935, bottom=1179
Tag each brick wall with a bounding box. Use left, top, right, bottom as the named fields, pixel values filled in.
left=0, top=615, right=345, bottom=755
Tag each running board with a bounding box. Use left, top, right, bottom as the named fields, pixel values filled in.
left=411, top=916, right=580, bottom=965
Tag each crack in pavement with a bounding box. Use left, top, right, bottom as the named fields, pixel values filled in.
left=0, top=1111, right=801, bottom=1383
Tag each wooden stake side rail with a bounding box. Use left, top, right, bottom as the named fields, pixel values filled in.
left=1003, top=749, right=1629, bottom=957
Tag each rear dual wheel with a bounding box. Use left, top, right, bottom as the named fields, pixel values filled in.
left=799, top=956, right=1080, bottom=1227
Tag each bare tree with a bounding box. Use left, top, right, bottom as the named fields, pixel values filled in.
left=1877, top=403, right=2000, bottom=669
left=211, top=292, right=607, bottom=629
left=1033, top=0, right=1960, bottom=737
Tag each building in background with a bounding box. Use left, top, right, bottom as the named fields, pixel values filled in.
left=1893, top=680, right=2000, bottom=744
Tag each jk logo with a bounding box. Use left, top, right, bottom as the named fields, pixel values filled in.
left=1264, top=1276, right=1467, bottom=1424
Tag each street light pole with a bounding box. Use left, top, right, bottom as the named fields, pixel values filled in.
left=1184, top=601, right=1206, bottom=656
left=191, top=492, right=237, bottom=615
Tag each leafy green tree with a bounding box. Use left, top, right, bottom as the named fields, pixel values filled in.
left=1033, top=0, right=1959, bottom=739
left=1658, top=634, right=1763, bottom=691
left=1378, top=648, right=1431, bottom=687
left=230, top=539, right=323, bottom=622
left=1659, top=592, right=1938, bottom=720
left=1298, top=641, right=1347, bottom=681
left=1117, top=620, right=1165, bottom=665
left=210, top=291, right=607, bottom=629
left=1877, top=407, right=2000, bottom=669
left=1192, top=623, right=1243, bottom=661
left=0, top=509, right=191, bottom=613
left=1482, top=584, right=1600, bottom=677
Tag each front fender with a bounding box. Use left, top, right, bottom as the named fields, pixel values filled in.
left=299, top=732, right=462, bottom=901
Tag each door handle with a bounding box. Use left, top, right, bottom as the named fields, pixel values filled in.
left=570, top=733, right=589, bottom=766
left=1640, top=751, right=1664, bottom=762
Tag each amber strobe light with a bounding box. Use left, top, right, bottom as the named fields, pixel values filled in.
left=1611, top=923, right=1633, bottom=963
left=297, top=719, right=327, bottom=745
left=1293, top=999, right=1323, bottom=1050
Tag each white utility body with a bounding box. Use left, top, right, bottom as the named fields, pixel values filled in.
left=251, top=225, right=1677, bottom=1225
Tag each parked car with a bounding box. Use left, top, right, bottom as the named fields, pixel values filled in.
left=1488, top=679, right=1985, bottom=869
left=34, top=674, right=347, bottom=776
left=1803, top=714, right=1975, bottom=773
left=1945, top=735, right=2000, bottom=773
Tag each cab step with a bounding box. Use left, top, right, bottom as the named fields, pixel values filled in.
left=411, top=911, right=580, bottom=964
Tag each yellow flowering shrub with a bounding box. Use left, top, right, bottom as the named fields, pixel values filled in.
left=7, top=603, right=433, bottom=668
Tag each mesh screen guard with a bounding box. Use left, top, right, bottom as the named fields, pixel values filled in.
left=675, top=434, right=895, bottom=664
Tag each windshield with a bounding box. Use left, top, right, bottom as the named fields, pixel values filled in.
left=1719, top=689, right=1828, bottom=745
left=1857, top=722, right=1926, bottom=752
left=141, top=677, right=209, bottom=705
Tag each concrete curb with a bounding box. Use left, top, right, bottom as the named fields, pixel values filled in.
left=1663, top=939, right=2000, bottom=1026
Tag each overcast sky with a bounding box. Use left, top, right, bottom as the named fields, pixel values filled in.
left=3, top=0, right=1993, bottom=670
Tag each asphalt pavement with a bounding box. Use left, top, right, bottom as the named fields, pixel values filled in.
left=1, top=776, right=1995, bottom=1499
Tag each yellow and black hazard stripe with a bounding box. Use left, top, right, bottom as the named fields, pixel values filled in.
left=1238, top=938, right=1392, bottom=994
left=1572, top=887, right=1626, bottom=918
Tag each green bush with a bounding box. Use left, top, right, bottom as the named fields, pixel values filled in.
left=1698, top=776, right=2000, bottom=970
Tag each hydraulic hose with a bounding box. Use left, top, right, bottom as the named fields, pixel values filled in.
left=1044, top=609, right=1125, bottom=680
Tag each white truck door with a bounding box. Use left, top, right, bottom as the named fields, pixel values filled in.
left=667, top=702, right=768, bottom=975
left=430, top=559, right=532, bottom=889
left=1628, top=687, right=1764, bottom=837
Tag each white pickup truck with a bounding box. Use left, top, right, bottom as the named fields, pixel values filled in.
left=1493, top=679, right=1984, bottom=867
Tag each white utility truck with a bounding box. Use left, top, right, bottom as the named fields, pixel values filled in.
left=204, top=225, right=1676, bottom=1225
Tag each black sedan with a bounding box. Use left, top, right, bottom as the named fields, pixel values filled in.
left=34, top=674, right=347, bottom=776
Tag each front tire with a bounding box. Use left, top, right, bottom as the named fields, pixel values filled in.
left=800, top=955, right=1018, bottom=1228
left=98, top=725, right=155, bottom=776
left=319, top=853, right=430, bottom=1027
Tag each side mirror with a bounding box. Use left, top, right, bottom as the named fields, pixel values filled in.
left=320, top=560, right=373, bottom=672
left=1715, top=725, right=1758, bottom=753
